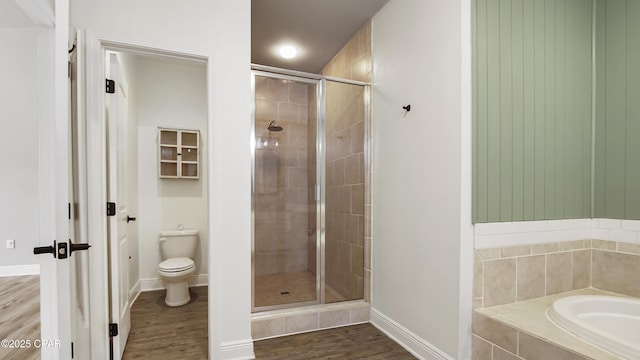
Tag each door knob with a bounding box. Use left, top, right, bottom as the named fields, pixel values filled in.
left=127, top=215, right=137, bottom=223
left=34, top=240, right=89, bottom=259
left=33, top=241, right=57, bottom=258
left=68, top=239, right=91, bottom=256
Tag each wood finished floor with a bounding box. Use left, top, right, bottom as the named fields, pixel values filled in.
left=254, top=323, right=417, bottom=360
left=123, top=286, right=208, bottom=360
left=0, top=275, right=40, bottom=360
left=0, top=279, right=415, bottom=360
left=126, top=286, right=414, bottom=360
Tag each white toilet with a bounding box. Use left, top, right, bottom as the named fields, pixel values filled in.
left=158, top=228, right=199, bottom=307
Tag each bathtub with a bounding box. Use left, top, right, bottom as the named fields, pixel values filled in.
left=547, top=295, right=640, bottom=359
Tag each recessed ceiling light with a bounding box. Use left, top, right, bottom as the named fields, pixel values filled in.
left=278, top=45, right=299, bottom=59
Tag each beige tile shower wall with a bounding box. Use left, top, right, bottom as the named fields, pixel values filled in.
left=319, top=21, right=371, bottom=301
left=254, top=76, right=311, bottom=275
left=321, top=20, right=372, bottom=82
left=324, top=82, right=365, bottom=300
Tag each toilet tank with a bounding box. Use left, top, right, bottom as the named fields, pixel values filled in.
left=159, top=229, right=199, bottom=260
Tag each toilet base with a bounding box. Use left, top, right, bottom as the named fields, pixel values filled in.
left=164, top=280, right=191, bottom=307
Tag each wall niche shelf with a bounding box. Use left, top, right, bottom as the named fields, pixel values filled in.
left=158, top=128, right=200, bottom=179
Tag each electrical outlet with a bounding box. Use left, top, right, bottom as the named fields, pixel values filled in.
left=6, top=239, right=15, bottom=249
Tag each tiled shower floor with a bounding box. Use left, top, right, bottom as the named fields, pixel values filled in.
left=254, top=271, right=346, bottom=308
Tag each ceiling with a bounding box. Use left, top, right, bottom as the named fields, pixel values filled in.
left=252, top=0, right=389, bottom=74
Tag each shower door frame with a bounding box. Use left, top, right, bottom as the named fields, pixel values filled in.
left=251, top=69, right=324, bottom=312
left=251, top=64, right=370, bottom=313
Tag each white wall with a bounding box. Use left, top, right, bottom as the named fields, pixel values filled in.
left=0, top=28, right=40, bottom=272
left=135, top=56, right=209, bottom=288
left=71, top=1, right=253, bottom=358
left=371, top=0, right=472, bottom=359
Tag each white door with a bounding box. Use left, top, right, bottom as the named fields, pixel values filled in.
left=106, top=52, right=132, bottom=358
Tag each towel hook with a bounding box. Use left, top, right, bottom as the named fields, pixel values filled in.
left=402, top=104, right=411, bottom=112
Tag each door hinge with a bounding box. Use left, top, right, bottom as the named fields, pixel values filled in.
left=107, top=202, right=116, bottom=216
left=71, top=342, right=74, bottom=358
left=68, top=202, right=72, bottom=220
left=109, top=323, right=119, bottom=337
left=106, top=79, right=115, bottom=94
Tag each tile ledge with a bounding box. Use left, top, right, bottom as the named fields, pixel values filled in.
left=475, top=288, right=633, bottom=360
left=251, top=299, right=369, bottom=320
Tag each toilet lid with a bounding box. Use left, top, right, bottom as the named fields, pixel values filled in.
left=159, top=257, right=194, bottom=272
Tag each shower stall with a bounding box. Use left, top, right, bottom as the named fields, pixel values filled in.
left=252, top=66, right=368, bottom=311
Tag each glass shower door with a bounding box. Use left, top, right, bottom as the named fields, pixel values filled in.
left=252, top=72, right=320, bottom=310
left=324, top=80, right=366, bottom=303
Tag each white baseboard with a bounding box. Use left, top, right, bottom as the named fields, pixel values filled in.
left=0, top=264, right=40, bottom=277
left=129, top=279, right=141, bottom=305
left=140, top=278, right=164, bottom=291
left=370, top=308, right=453, bottom=360
left=140, top=273, right=209, bottom=292
left=218, top=339, right=255, bottom=360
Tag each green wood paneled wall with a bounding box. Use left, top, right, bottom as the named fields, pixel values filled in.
left=472, top=0, right=593, bottom=223
left=594, top=0, right=640, bottom=220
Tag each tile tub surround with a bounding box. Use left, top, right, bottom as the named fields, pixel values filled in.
left=475, top=239, right=640, bottom=308
left=472, top=288, right=630, bottom=360
left=592, top=242, right=640, bottom=298
left=474, top=240, right=593, bottom=308
left=251, top=301, right=370, bottom=340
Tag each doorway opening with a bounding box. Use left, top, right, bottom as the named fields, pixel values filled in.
left=103, top=49, right=209, bottom=359
left=0, top=1, right=53, bottom=359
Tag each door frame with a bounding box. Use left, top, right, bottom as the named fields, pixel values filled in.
left=83, top=30, right=214, bottom=358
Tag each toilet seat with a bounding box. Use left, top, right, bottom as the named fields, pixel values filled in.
left=159, top=257, right=195, bottom=273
